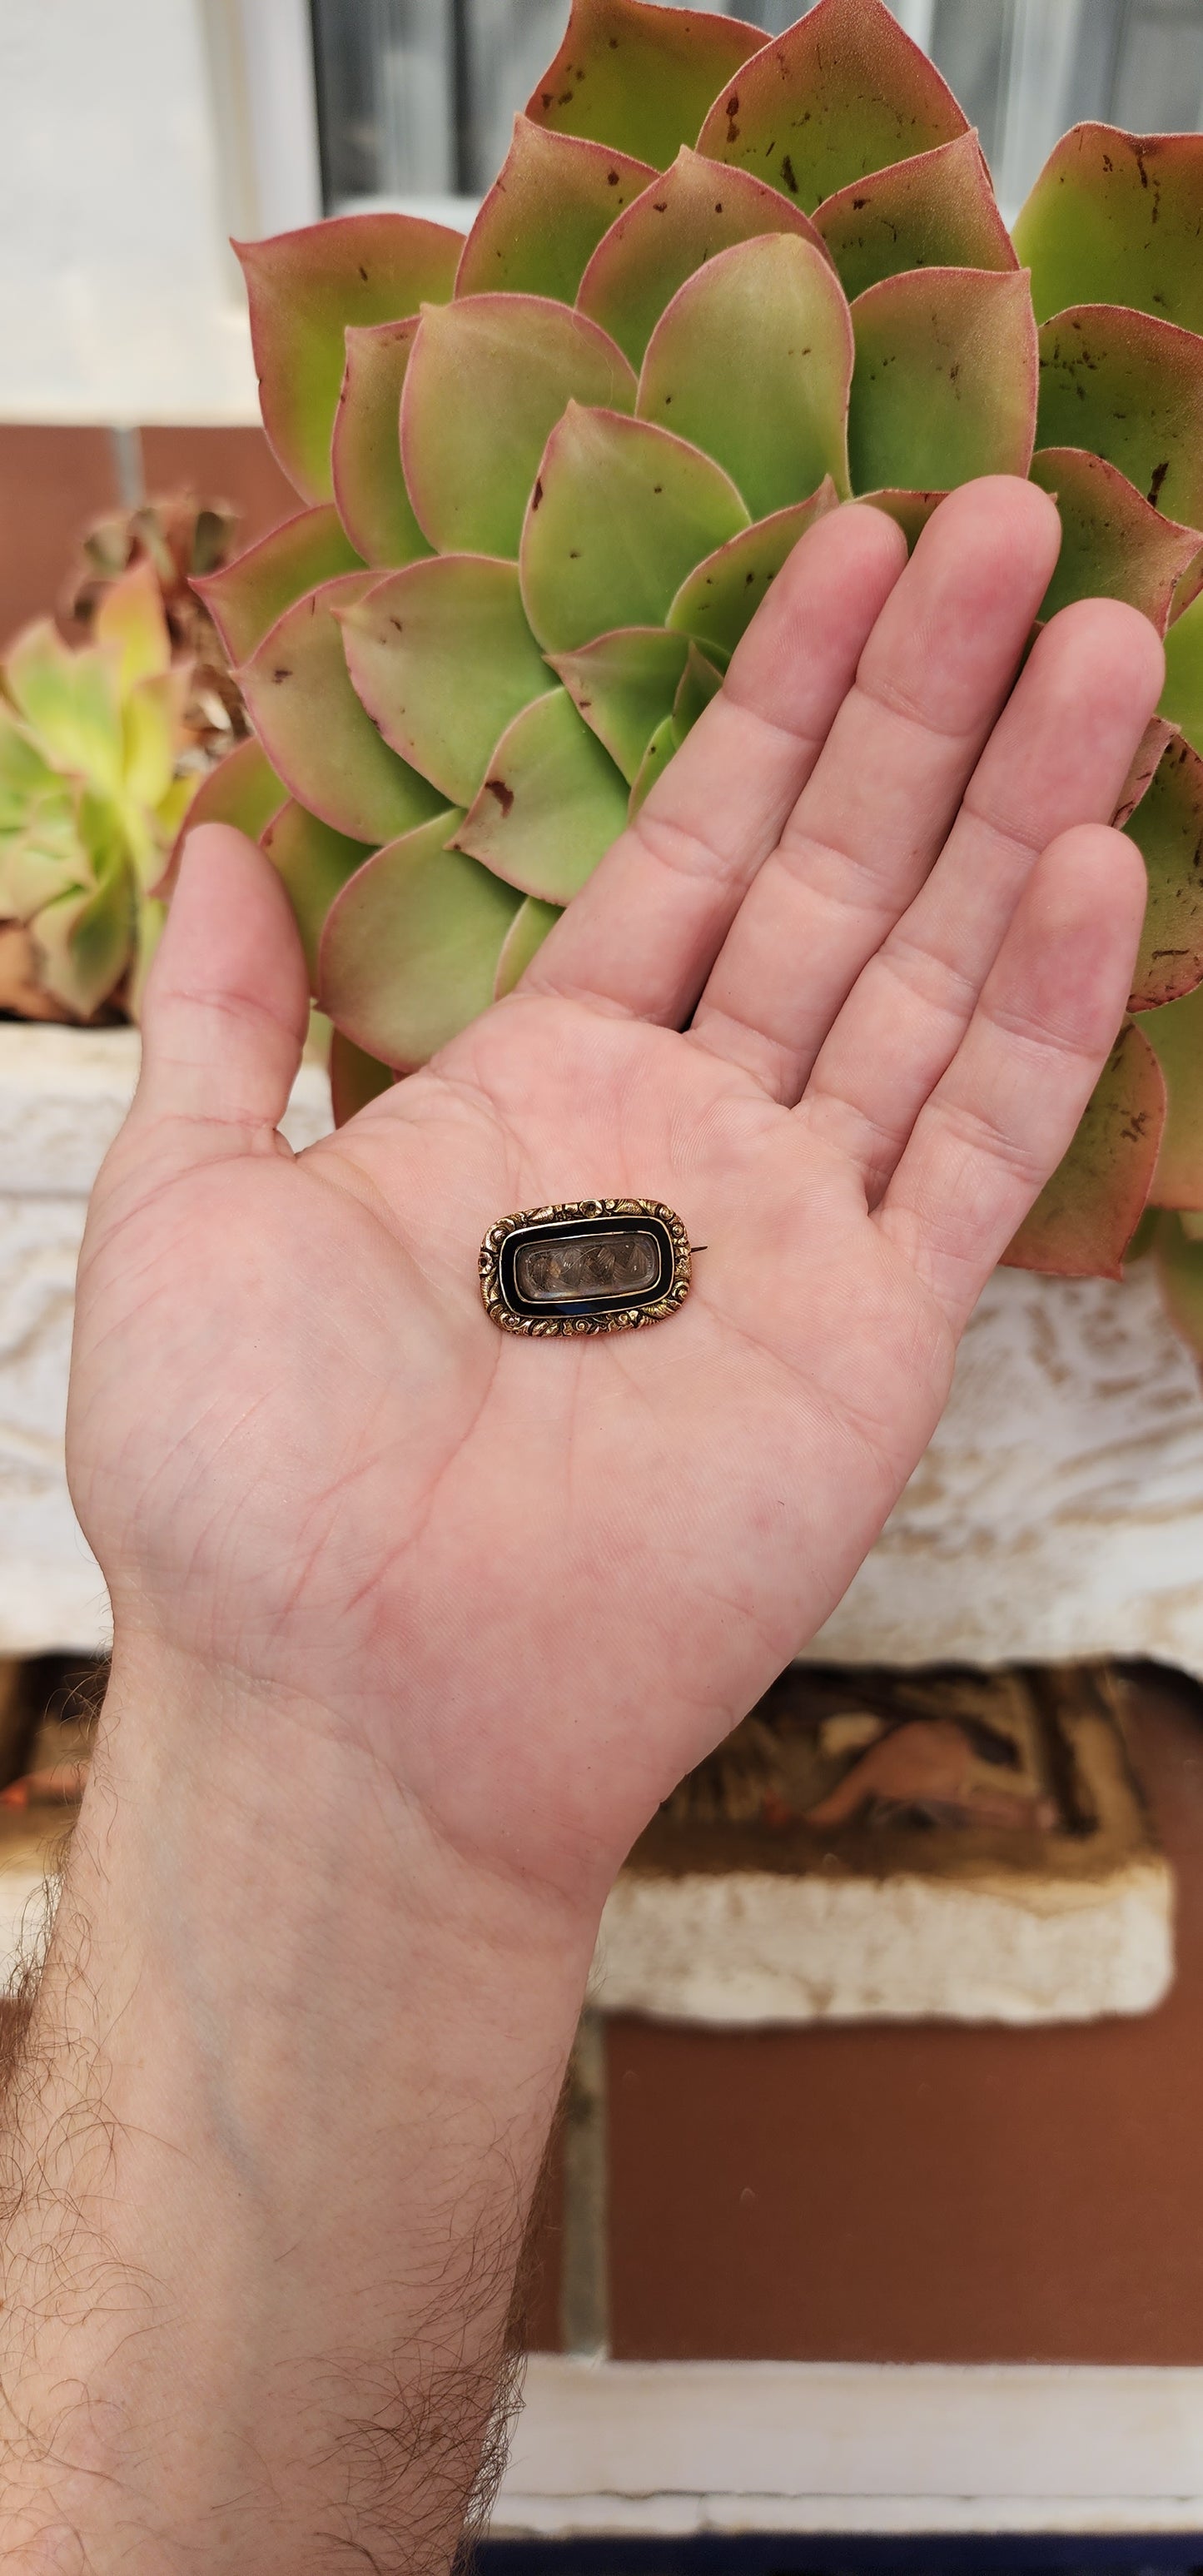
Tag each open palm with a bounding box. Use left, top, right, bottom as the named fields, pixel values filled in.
left=68, top=480, right=1161, bottom=1912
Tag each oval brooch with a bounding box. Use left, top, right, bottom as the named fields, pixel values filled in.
left=479, top=1199, right=693, bottom=1336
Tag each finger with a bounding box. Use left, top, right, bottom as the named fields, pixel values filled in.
left=133, top=824, right=308, bottom=1143
left=876, top=823, right=1149, bottom=1328
left=688, top=476, right=1062, bottom=1101
left=799, top=598, right=1165, bottom=1196
left=520, top=500, right=907, bottom=1023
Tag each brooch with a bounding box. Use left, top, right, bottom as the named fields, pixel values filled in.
left=479, top=1199, right=693, bottom=1336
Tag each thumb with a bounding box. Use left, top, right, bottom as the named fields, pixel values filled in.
left=134, top=824, right=309, bottom=1141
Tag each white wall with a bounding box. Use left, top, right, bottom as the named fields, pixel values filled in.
left=0, top=0, right=268, bottom=423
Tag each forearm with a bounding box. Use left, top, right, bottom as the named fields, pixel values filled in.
left=0, top=1642, right=594, bottom=2573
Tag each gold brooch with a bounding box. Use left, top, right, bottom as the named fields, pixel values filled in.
left=479, top=1199, right=693, bottom=1336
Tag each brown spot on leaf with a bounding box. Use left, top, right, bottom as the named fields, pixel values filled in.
left=607, top=168, right=619, bottom=185
left=531, top=476, right=544, bottom=510
left=358, top=266, right=368, bottom=282
left=1148, top=460, right=1170, bottom=508
left=780, top=152, right=799, bottom=195
left=485, top=777, right=515, bottom=815
left=272, top=667, right=291, bottom=683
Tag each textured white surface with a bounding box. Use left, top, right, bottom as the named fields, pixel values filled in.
left=0, top=1027, right=331, bottom=1654
left=494, top=2355, right=1203, bottom=2535
left=808, top=1261, right=1203, bottom=1680
left=594, top=1857, right=1174, bottom=2026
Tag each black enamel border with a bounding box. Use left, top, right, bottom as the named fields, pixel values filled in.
left=496, top=1214, right=674, bottom=1322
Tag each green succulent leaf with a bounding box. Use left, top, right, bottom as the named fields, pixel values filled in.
left=164, top=735, right=286, bottom=889
left=121, top=673, right=190, bottom=847
left=320, top=813, right=519, bottom=1068
left=576, top=146, right=835, bottom=371
left=1123, top=731, right=1203, bottom=1010
left=4, top=621, right=123, bottom=797
left=860, top=488, right=947, bottom=549
left=1013, top=126, right=1203, bottom=335
left=813, top=129, right=1015, bottom=303
left=331, top=321, right=432, bottom=569
left=524, top=0, right=763, bottom=171
left=1137, top=984, right=1203, bottom=1209
left=0, top=703, right=57, bottom=827
left=235, top=214, right=462, bottom=503
left=495, top=894, right=561, bottom=997
left=1002, top=1021, right=1165, bottom=1280
left=196, top=505, right=364, bottom=666
left=1161, top=581, right=1203, bottom=757
left=520, top=403, right=749, bottom=653
left=339, top=555, right=551, bottom=808
left=1115, top=716, right=1175, bottom=829
left=666, top=485, right=839, bottom=657
left=672, top=640, right=723, bottom=744
left=848, top=267, right=1037, bottom=494
left=400, top=293, right=635, bottom=559
left=1155, top=1212, right=1203, bottom=1361
left=696, top=0, right=966, bottom=216
left=628, top=712, right=677, bottom=818
left=2, top=814, right=83, bottom=922
left=548, top=625, right=691, bottom=783
left=456, top=118, right=655, bottom=304
left=637, top=234, right=853, bottom=518
left=94, top=559, right=172, bottom=689
left=240, top=573, right=445, bottom=846
left=32, top=853, right=133, bottom=1020
left=1030, top=448, right=1201, bottom=632
left=453, top=686, right=629, bottom=900
left=330, top=1027, right=395, bottom=1126
left=1036, top=306, right=1203, bottom=531
left=261, top=798, right=371, bottom=992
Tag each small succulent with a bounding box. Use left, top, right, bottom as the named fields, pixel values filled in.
left=0, top=561, right=199, bottom=1018
left=69, top=490, right=247, bottom=758
left=201, top=0, right=1203, bottom=1351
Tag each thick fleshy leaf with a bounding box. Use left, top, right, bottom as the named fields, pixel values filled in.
left=0, top=702, right=57, bottom=826
left=576, top=147, right=834, bottom=371
left=1137, top=986, right=1203, bottom=1208
left=32, top=856, right=132, bottom=1019
left=453, top=687, right=629, bottom=900
left=813, top=130, right=1015, bottom=303
left=94, top=559, right=172, bottom=689
left=1029, top=449, right=1201, bottom=632
left=240, top=574, right=445, bottom=845
left=848, top=269, right=1037, bottom=494
left=121, top=671, right=187, bottom=823
left=163, top=735, right=285, bottom=888
left=330, top=321, right=431, bottom=569
left=673, top=642, right=723, bottom=745
left=548, top=626, right=690, bottom=783
left=320, top=813, right=519, bottom=1068
left=1161, top=584, right=1203, bottom=758
left=3, top=622, right=122, bottom=793
left=1036, top=307, right=1203, bottom=531
left=666, top=486, right=838, bottom=657
left=261, top=799, right=370, bottom=992
left=235, top=214, right=462, bottom=503
left=1013, top=126, right=1203, bottom=335
left=637, top=235, right=853, bottom=518
left=521, top=405, right=748, bottom=653
left=196, top=506, right=363, bottom=665
left=456, top=119, right=654, bottom=304
left=628, top=713, right=677, bottom=818
left=331, top=1028, right=395, bottom=1126
left=1124, top=732, right=1203, bottom=1010
left=339, top=556, right=550, bottom=806
left=1155, top=1214, right=1203, bottom=1362
left=696, top=0, right=966, bottom=215
left=1115, top=717, right=1175, bottom=828
left=524, top=0, right=763, bottom=171
left=861, top=489, right=947, bottom=549
left=1002, top=1022, right=1165, bottom=1280
left=400, top=295, right=635, bottom=558
left=495, top=894, right=561, bottom=997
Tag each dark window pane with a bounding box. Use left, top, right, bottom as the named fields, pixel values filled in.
left=311, top=0, right=455, bottom=205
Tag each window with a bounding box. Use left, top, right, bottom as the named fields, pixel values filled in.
left=306, top=0, right=1203, bottom=225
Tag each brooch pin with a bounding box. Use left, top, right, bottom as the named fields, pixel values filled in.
left=480, top=1199, right=693, bottom=1336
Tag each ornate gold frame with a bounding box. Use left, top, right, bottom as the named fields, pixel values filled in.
left=479, top=1198, right=693, bottom=1337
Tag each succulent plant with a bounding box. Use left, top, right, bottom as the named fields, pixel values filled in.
left=0, top=562, right=200, bottom=1018
left=69, top=490, right=248, bottom=758
left=201, top=0, right=1203, bottom=1353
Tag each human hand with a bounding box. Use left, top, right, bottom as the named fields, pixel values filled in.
left=68, top=476, right=1161, bottom=1917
